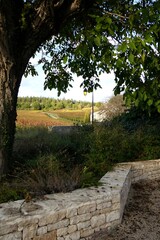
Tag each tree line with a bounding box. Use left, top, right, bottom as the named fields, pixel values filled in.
left=17, top=97, right=102, bottom=111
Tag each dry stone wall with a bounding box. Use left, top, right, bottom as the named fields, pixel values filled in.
left=0, top=159, right=160, bottom=240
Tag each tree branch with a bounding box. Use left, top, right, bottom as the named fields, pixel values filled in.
left=21, top=0, right=94, bottom=65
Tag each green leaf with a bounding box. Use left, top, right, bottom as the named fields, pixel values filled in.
left=135, top=99, right=139, bottom=107
left=94, top=36, right=101, bottom=46
left=145, top=35, right=153, bottom=43
left=116, top=59, right=123, bottom=68
left=141, top=52, right=145, bottom=62
left=147, top=99, right=153, bottom=106
left=129, top=41, right=136, bottom=51
left=63, top=56, right=68, bottom=64
left=143, top=93, right=148, bottom=101
left=157, top=105, right=160, bottom=113
left=128, top=53, right=134, bottom=64
left=118, top=42, right=127, bottom=53
left=106, top=17, right=112, bottom=25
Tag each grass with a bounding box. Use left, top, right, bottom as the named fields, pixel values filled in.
left=1, top=108, right=160, bottom=203
left=16, top=110, right=72, bottom=127
left=16, top=109, right=91, bottom=127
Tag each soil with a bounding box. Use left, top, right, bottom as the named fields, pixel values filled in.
left=91, top=179, right=160, bottom=240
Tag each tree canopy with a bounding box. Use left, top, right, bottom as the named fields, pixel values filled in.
left=25, top=0, right=160, bottom=113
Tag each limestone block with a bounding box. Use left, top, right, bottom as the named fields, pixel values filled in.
left=96, top=200, right=111, bottom=210
left=106, top=210, right=120, bottom=223
left=111, top=192, right=120, bottom=203
left=111, top=202, right=120, bottom=210
left=66, top=208, right=77, bottom=218
left=23, top=224, right=38, bottom=239
left=39, top=212, right=59, bottom=226
left=80, top=227, right=94, bottom=238
left=65, top=231, right=80, bottom=240
left=0, top=223, right=18, bottom=236
left=57, top=227, right=68, bottom=237
left=68, top=225, right=77, bottom=234
left=70, top=213, right=91, bottom=225
left=90, top=214, right=105, bottom=228
left=0, top=231, right=22, bottom=240
left=57, top=237, right=64, bottom=240
left=18, top=217, right=39, bottom=231
left=33, top=230, right=56, bottom=240
left=93, top=206, right=111, bottom=215
left=58, top=210, right=67, bottom=221
left=78, top=202, right=96, bottom=214
left=48, top=219, right=69, bottom=231
left=37, top=226, right=47, bottom=236
left=77, top=220, right=91, bottom=231
left=94, top=227, right=100, bottom=232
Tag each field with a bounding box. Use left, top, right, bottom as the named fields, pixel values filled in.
left=16, top=109, right=91, bottom=127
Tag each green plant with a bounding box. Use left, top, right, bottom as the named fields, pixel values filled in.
left=0, top=183, right=26, bottom=203
left=14, top=155, right=83, bottom=195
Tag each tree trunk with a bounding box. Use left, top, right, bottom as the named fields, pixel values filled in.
left=0, top=0, right=95, bottom=179
left=0, top=53, right=21, bottom=177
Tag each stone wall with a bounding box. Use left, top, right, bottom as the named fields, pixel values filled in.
left=0, top=159, right=160, bottom=240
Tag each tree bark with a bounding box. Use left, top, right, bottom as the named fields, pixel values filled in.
left=0, top=0, right=95, bottom=178
left=0, top=56, right=20, bottom=176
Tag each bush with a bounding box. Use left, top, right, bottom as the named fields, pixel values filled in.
left=2, top=109, right=160, bottom=203
left=14, top=155, right=83, bottom=195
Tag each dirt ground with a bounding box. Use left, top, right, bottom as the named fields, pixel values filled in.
left=91, top=179, right=160, bottom=240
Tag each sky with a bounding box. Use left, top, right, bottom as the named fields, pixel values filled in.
left=18, top=62, right=116, bottom=103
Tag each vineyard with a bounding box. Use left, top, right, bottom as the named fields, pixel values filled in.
left=16, top=109, right=91, bottom=127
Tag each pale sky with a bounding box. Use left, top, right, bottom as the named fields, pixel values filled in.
left=18, top=62, right=116, bottom=103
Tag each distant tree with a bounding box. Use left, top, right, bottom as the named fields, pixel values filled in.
left=100, top=95, right=127, bottom=120
left=32, top=101, right=41, bottom=110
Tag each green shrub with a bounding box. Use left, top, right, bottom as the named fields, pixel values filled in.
left=13, top=155, right=83, bottom=195
left=0, top=183, right=26, bottom=203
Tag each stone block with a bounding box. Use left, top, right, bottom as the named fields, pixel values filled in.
left=106, top=210, right=120, bottom=223
left=48, top=219, right=69, bottom=231
left=23, top=224, right=38, bottom=239
left=0, top=224, right=18, bottom=236
left=68, top=225, right=77, bottom=234
left=57, top=227, right=68, bottom=237
left=78, top=202, right=96, bottom=214
left=58, top=210, right=67, bottom=221
left=33, top=230, right=56, bottom=240
left=91, top=214, right=105, bottom=228
left=96, top=200, right=111, bottom=210
left=39, top=212, right=59, bottom=226
left=80, top=227, right=94, bottom=238
left=70, top=213, right=91, bottom=225
left=66, top=208, right=77, bottom=218
left=65, top=231, right=80, bottom=240
left=77, top=220, right=91, bottom=231
left=0, top=231, right=22, bottom=240
left=37, top=226, right=47, bottom=236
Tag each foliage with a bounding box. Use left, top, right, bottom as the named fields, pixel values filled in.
left=15, top=156, right=83, bottom=195
left=26, top=0, right=160, bottom=113
left=0, top=182, right=26, bottom=203
left=100, top=94, right=127, bottom=120
left=17, top=97, right=97, bottom=111
left=113, top=0, right=160, bottom=113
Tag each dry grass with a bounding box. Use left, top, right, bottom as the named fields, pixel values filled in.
left=16, top=109, right=91, bottom=127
